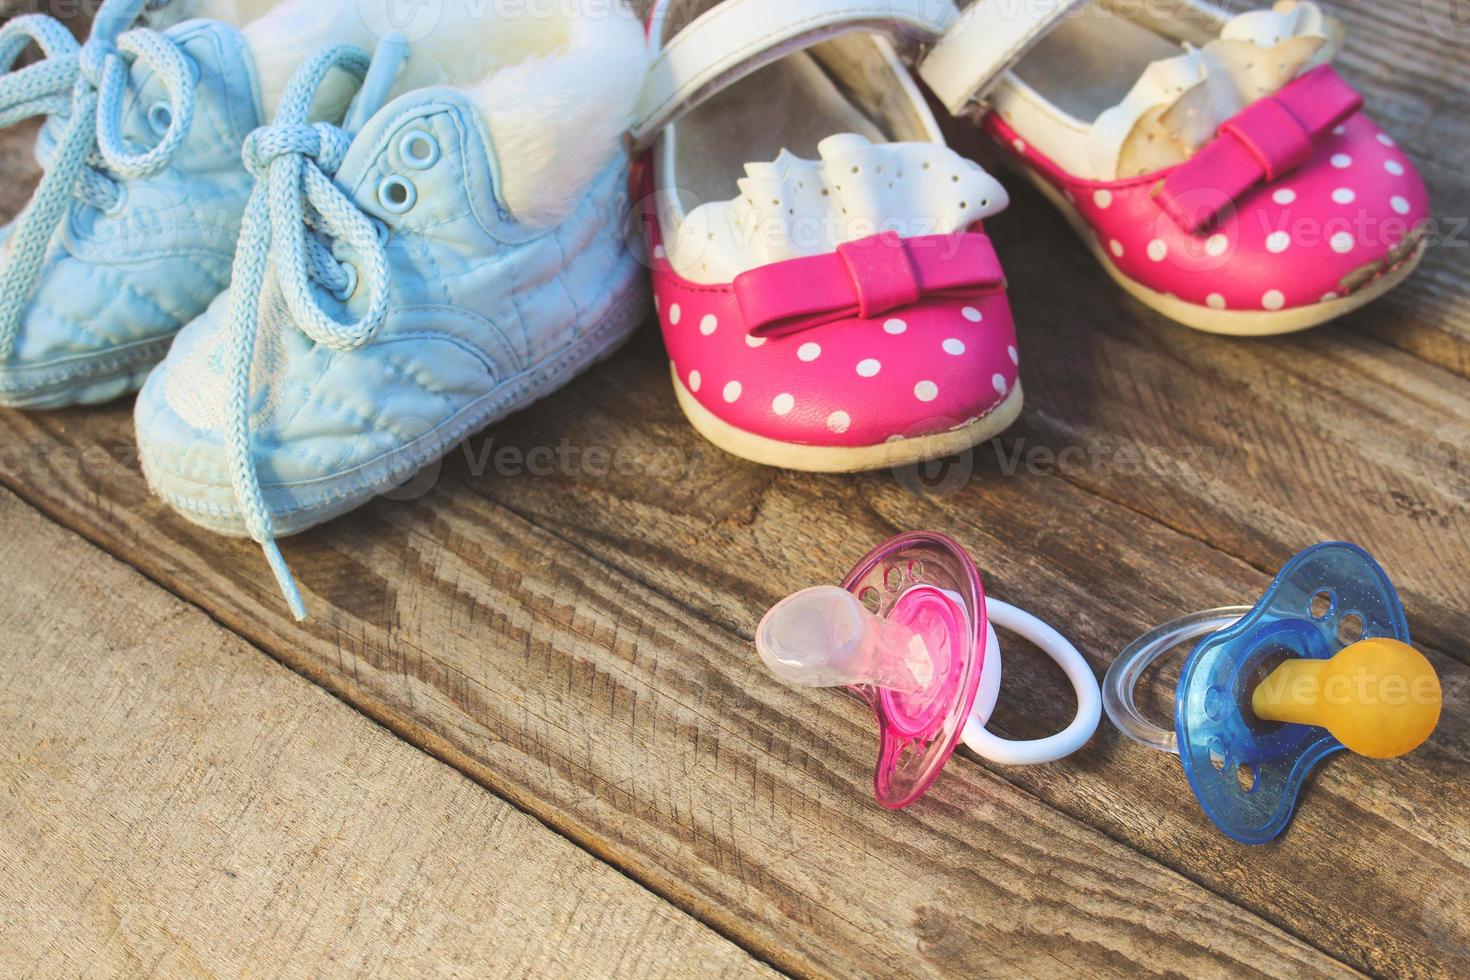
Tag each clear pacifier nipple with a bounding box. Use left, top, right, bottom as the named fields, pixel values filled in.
left=756, top=586, right=938, bottom=693
left=752, top=532, right=989, bottom=810
left=752, top=531, right=1101, bottom=810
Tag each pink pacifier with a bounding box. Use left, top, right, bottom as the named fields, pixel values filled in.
left=756, top=532, right=1101, bottom=808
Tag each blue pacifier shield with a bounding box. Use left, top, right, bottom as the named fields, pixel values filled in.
left=1175, top=542, right=1410, bottom=844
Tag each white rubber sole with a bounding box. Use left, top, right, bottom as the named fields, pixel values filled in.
left=0, top=334, right=174, bottom=409
left=671, top=367, right=1024, bottom=472
left=1018, top=162, right=1428, bottom=336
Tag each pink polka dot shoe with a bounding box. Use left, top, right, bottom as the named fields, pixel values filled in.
left=628, top=0, right=1024, bottom=471
left=918, top=0, right=1431, bottom=335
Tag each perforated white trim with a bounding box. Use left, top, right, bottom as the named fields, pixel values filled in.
left=664, top=134, right=1008, bottom=284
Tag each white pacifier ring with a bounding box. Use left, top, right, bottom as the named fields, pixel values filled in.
left=755, top=531, right=1105, bottom=807
left=964, top=599, right=1103, bottom=765
left=1101, top=606, right=1250, bottom=754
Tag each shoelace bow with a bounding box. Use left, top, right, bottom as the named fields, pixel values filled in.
left=0, top=0, right=195, bottom=360
left=225, top=44, right=389, bottom=620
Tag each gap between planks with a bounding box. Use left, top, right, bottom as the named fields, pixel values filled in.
left=0, top=417, right=1368, bottom=979
left=488, top=493, right=1381, bottom=976
left=0, top=486, right=775, bottom=979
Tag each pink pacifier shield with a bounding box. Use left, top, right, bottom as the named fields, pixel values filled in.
left=840, top=532, right=986, bottom=808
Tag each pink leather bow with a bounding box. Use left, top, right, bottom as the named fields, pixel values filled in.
left=1155, top=65, right=1364, bottom=233
left=733, top=232, right=1005, bottom=338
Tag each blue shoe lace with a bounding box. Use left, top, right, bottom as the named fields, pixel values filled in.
left=0, top=0, right=196, bottom=361
left=225, top=44, right=391, bottom=620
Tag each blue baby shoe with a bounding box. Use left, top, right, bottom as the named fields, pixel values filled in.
left=135, top=6, right=650, bottom=618
left=0, top=0, right=368, bottom=408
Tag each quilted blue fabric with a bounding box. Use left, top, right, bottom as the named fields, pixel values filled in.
left=136, top=77, right=647, bottom=615
left=0, top=17, right=261, bottom=407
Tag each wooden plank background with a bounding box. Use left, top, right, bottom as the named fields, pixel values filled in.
left=0, top=0, right=1466, bottom=976
left=0, top=488, right=769, bottom=977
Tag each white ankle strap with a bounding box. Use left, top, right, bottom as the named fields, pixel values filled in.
left=630, top=0, right=957, bottom=148
left=918, top=0, right=1087, bottom=115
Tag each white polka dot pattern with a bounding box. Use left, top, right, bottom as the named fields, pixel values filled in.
left=982, top=111, right=1428, bottom=319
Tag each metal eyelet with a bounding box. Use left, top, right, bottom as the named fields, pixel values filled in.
left=147, top=100, right=173, bottom=137
left=399, top=130, right=439, bottom=170
left=331, top=263, right=358, bottom=302
left=377, top=174, right=417, bottom=214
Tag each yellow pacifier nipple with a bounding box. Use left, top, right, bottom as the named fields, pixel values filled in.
left=1251, top=639, right=1442, bottom=758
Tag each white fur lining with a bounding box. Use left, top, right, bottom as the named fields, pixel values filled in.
left=159, top=0, right=648, bottom=227
left=439, top=9, right=647, bottom=226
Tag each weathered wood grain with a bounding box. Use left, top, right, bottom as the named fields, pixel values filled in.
left=0, top=400, right=1360, bottom=979
left=0, top=488, right=772, bottom=978
left=967, top=196, right=1470, bottom=661
left=912, top=2, right=1470, bottom=676
left=358, top=326, right=1470, bottom=978
left=925, top=0, right=1470, bottom=668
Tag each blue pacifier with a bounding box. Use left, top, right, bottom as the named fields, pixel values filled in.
left=1104, top=542, right=1441, bottom=844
